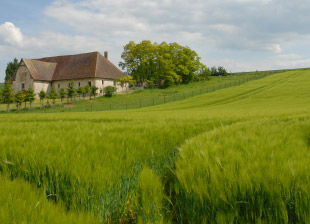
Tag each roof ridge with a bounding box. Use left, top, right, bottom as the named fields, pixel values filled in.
left=34, top=51, right=99, bottom=61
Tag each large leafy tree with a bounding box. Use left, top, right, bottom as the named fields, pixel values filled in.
left=120, top=40, right=206, bottom=87
left=5, top=58, right=19, bottom=81
left=1, top=82, right=14, bottom=112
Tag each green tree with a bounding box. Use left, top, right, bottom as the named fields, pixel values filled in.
left=66, top=82, right=76, bottom=101
left=5, top=58, right=19, bottom=81
left=1, top=82, right=14, bottom=112
left=104, top=86, right=116, bottom=97
left=76, top=86, right=83, bottom=100
left=199, top=66, right=210, bottom=81
left=119, top=76, right=135, bottom=93
left=38, top=90, right=46, bottom=107
left=90, top=85, right=98, bottom=99
left=15, top=91, right=25, bottom=112
left=120, top=40, right=205, bottom=87
left=217, top=66, right=228, bottom=76
left=120, top=40, right=156, bottom=84
left=26, top=88, right=35, bottom=109
left=0, top=88, right=3, bottom=103
left=49, top=86, right=58, bottom=105
left=210, top=67, right=218, bottom=76
left=58, top=88, right=66, bottom=103
left=169, top=42, right=202, bottom=84
left=83, top=85, right=91, bottom=99
left=23, top=91, right=28, bottom=109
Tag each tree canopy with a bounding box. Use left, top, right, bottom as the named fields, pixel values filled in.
left=210, top=66, right=228, bottom=76
left=49, top=86, right=58, bottom=105
left=14, top=91, right=25, bottom=112
left=26, top=88, right=36, bottom=108
left=1, top=82, right=14, bottom=112
left=5, top=58, right=19, bottom=82
left=119, top=41, right=207, bottom=87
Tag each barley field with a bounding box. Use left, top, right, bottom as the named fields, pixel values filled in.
left=0, top=69, right=310, bottom=223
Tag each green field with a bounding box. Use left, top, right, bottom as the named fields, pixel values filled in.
left=0, top=72, right=275, bottom=113
left=1, top=69, right=310, bottom=223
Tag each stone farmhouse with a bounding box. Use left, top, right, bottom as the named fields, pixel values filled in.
left=12, top=51, right=125, bottom=97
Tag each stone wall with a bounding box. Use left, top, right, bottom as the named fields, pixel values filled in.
left=12, top=62, right=51, bottom=98
left=53, top=78, right=123, bottom=95
left=33, top=81, right=51, bottom=96
left=12, top=62, right=33, bottom=93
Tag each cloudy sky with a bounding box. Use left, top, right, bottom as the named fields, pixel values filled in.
left=1, top=0, right=310, bottom=81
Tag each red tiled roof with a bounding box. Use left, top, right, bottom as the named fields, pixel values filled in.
left=20, top=52, right=124, bottom=81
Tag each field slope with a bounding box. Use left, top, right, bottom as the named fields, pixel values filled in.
left=0, top=69, right=310, bottom=223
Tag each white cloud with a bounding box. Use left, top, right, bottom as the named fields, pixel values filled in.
left=0, top=22, right=23, bottom=46
left=0, top=22, right=113, bottom=71
left=277, top=54, right=302, bottom=60
left=43, top=0, right=310, bottom=54
left=265, top=44, right=282, bottom=54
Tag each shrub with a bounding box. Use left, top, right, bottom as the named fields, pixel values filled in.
left=104, top=86, right=116, bottom=97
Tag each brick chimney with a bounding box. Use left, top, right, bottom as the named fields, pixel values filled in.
left=104, top=51, right=108, bottom=60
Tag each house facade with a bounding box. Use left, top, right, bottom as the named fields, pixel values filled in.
left=12, top=51, right=124, bottom=97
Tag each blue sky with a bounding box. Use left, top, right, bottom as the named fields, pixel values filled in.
left=1, top=0, right=310, bottom=81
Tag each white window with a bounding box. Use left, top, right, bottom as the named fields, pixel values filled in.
left=102, top=80, right=104, bottom=85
